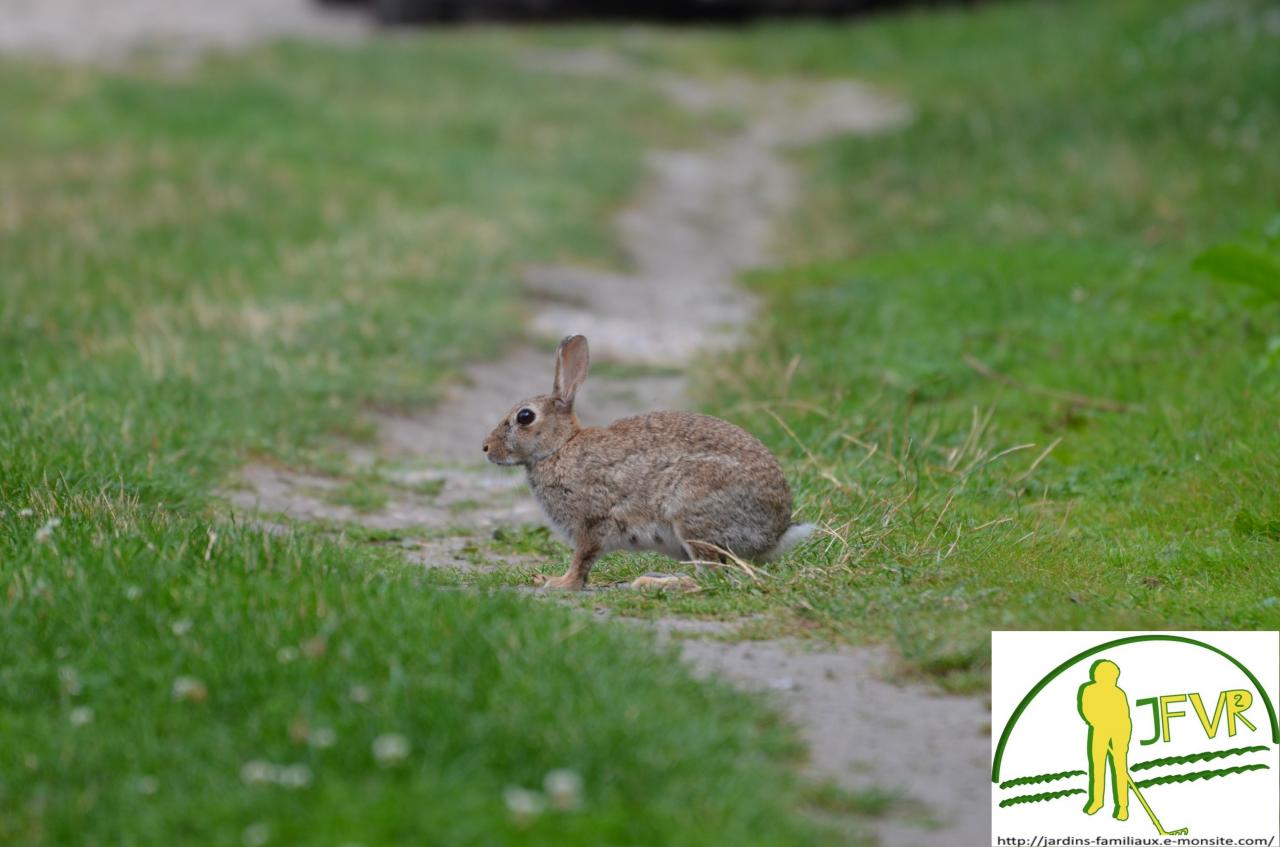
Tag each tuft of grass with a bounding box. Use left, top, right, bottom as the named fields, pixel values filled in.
left=490, top=524, right=569, bottom=558
left=325, top=475, right=393, bottom=513
left=408, top=477, right=447, bottom=499
left=803, top=781, right=902, bottom=819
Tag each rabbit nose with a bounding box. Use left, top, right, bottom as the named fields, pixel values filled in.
left=482, top=444, right=489, bottom=452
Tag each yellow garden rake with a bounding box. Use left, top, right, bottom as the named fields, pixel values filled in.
left=1126, top=775, right=1189, bottom=837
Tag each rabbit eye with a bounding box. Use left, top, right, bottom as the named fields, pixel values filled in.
left=516, top=408, right=536, bottom=426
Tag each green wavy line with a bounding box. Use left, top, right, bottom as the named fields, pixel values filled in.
left=1135, top=763, right=1269, bottom=788
left=999, top=788, right=1086, bottom=808
left=999, top=769, right=1087, bottom=789
left=1131, top=745, right=1269, bottom=772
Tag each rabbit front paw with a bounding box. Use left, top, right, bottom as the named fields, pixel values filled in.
left=532, top=573, right=586, bottom=591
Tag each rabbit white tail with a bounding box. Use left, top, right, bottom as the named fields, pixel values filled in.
left=762, top=522, right=815, bottom=562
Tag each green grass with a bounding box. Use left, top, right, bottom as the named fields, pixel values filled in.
left=0, top=38, right=844, bottom=846
left=1, top=39, right=671, bottom=498
left=2, top=504, right=830, bottom=846
left=7, top=1, right=1278, bottom=840
left=562, top=0, right=1280, bottom=687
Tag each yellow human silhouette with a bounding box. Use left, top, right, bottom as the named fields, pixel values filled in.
left=1078, top=659, right=1131, bottom=821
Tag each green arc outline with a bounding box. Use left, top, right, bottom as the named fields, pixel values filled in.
left=991, top=634, right=1279, bottom=782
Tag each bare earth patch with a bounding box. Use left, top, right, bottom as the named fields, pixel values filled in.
left=679, top=638, right=991, bottom=846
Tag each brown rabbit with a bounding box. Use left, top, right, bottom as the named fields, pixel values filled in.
left=482, top=335, right=812, bottom=589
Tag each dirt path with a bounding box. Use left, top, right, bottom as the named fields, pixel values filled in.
left=678, top=633, right=991, bottom=845
left=231, top=53, right=989, bottom=845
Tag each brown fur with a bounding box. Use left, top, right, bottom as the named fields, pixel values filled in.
left=483, top=335, right=798, bottom=589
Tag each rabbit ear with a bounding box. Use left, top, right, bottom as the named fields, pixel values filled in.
left=552, top=335, right=590, bottom=407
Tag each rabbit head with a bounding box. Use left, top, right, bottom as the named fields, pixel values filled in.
left=483, top=335, right=589, bottom=467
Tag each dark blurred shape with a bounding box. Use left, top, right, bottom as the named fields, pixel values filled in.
left=317, top=0, right=974, bottom=24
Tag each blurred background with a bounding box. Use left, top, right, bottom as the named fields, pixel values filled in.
left=0, top=0, right=978, bottom=56
left=322, top=0, right=970, bottom=24
left=2, top=1, right=1277, bottom=845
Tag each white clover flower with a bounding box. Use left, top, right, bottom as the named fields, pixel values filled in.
left=125, top=585, right=143, bottom=601
left=170, top=618, right=193, bottom=637
left=135, top=775, right=159, bottom=795
left=17, top=508, right=34, bottom=518
left=347, top=684, right=371, bottom=704
left=34, top=518, right=61, bottom=543
left=240, top=760, right=279, bottom=785
left=309, top=727, right=337, bottom=749
left=276, top=646, right=299, bottom=664
left=69, top=706, right=93, bottom=727
left=242, top=822, right=270, bottom=847
left=372, top=733, right=410, bottom=767
left=171, top=676, right=208, bottom=703
left=503, top=786, right=546, bottom=825
left=543, top=768, right=584, bottom=811
left=276, top=763, right=313, bottom=790
left=58, top=666, right=82, bottom=696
